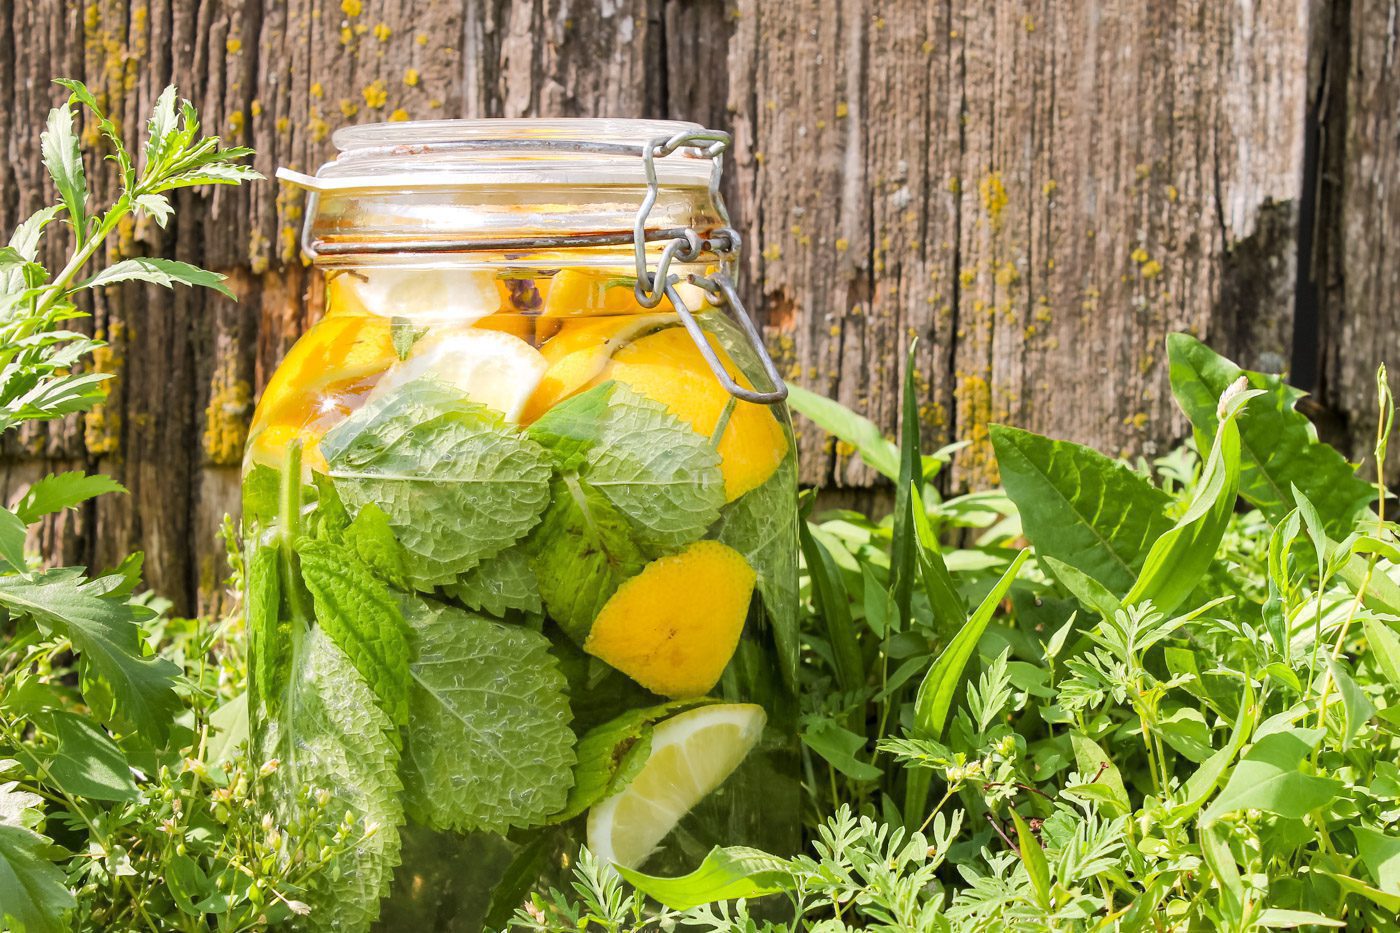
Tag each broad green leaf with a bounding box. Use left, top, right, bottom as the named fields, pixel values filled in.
left=0, top=823, right=74, bottom=933
left=1205, top=728, right=1343, bottom=820
left=297, top=539, right=411, bottom=727
left=400, top=601, right=575, bottom=833
left=82, top=257, right=234, bottom=298
left=1124, top=385, right=1253, bottom=614
left=339, top=502, right=411, bottom=591
left=262, top=627, right=402, bottom=933
left=1170, top=685, right=1256, bottom=824
left=446, top=546, right=541, bottom=617
left=716, top=454, right=799, bottom=689
left=555, top=699, right=714, bottom=823
left=1322, top=870, right=1400, bottom=914
left=41, top=100, right=87, bottom=242
left=1065, top=732, right=1130, bottom=815
left=1167, top=333, right=1374, bottom=537
left=205, top=692, right=249, bottom=766
left=0, top=507, right=26, bottom=570
left=482, top=832, right=554, bottom=930
left=1365, top=616, right=1400, bottom=689
left=801, top=719, right=883, bottom=782
left=1156, top=705, right=1213, bottom=762
left=1199, top=822, right=1245, bottom=927
left=323, top=381, right=553, bottom=589
left=913, top=549, right=1029, bottom=737
left=991, top=424, right=1173, bottom=595
left=1354, top=825, right=1400, bottom=894
left=1325, top=656, right=1375, bottom=748
left=0, top=782, right=43, bottom=826
left=785, top=383, right=899, bottom=480
left=1256, top=908, right=1345, bottom=927
left=0, top=569, right=180, bottom=742
left=1010, top=809, right=1050, bottom=910
left=14, top=471, right=125, bottom=524
left=44, top=711, right=137, bottom=802
left=244, top=545, right=285, bottom=722
left=616, top=845, right=794, bottom=910
left=1041, top=555, right=1122, bottom=619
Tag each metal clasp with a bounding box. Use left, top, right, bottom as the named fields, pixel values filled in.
left=632, top=132, right=788, bottom=406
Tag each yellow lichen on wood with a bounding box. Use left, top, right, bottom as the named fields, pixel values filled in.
left=584, top=540, right=756, bottom=698
left=203, top=377, right=252, bottom=466
left=980, top=172, right=1008, bottom=229
left=362, top=81, right=387, bottom=109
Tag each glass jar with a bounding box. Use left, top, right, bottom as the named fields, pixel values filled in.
left=244, top=119, right=799, bottom=931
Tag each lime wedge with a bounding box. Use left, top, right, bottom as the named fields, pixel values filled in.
left=586, top=703, right=766, bottom=870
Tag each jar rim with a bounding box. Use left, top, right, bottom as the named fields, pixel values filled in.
left=282, top=117, right=720, bottom=191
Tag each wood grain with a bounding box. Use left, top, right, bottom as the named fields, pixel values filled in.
left=0, top=0, right=1386, bottom=612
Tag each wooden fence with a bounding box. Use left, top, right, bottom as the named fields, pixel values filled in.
left=0, top=0, right=1395, bottom=612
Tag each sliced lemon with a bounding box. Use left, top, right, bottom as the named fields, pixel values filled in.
left=600, top=327, right=789, bottom=501
left=583, top=540, right=755, bottom=698
left=519, top=314, right=675, bottom=423
left=586, top=703, right=766, bottom=870
left=366, top=328, right=548, bottom=423
left=542, top=269, right=707, bottom=318
left=327, top=266, right=507, bottom=324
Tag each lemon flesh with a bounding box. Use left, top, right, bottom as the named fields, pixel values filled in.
left=366, top=329, right=548, bottom=423
left=328, top=267, right=506, bottom=324
left=587, top=703, right=766, bottom=870
left=583, top=540, right=756, bottom=698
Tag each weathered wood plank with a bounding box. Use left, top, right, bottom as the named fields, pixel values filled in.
left=1318, top=0, right=1400, bottom=472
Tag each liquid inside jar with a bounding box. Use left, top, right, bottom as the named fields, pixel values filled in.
left=242, top=261, right=800, bottom=931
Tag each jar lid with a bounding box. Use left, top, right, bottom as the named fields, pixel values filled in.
left=278, top=118, right=720, bottom=191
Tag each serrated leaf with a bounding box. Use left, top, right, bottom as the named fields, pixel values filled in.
left=82, top=257, right=233, bottom=299
left=338, top=502, right=410, bottom=590
left=41, top=101, right=87, bottom=242
left=296, top=539, right=411, bottom=727
left=1205, top=728, right=1343, bottom=821
left=323, top=381, right=552, bottom=589
left=400, top=601, right=575, bottom=833
left=1167, top=333, right=1374, bottom=537
left=529, top=382, right=724, bottom=553
left=0, top=823, right=74, bottom=933
left=0, top=569, right=180, bottom=742
left=133, top=193, right=173, bottom=227
left=991, top=424, right=1173, bottom=595
left=14, top=471, right=125, bottom=524
left=44, top=711, right=137, bottom=802
left=616, top=845, right=794, bottom=910
left=446, top=546, right=541, bottom=617
left=715, top=454, right=799, bottom=688
left=263, top=627, right=402, bottom=933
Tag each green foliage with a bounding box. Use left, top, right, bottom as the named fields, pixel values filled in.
left=526, top=335, right=1400, bottom=931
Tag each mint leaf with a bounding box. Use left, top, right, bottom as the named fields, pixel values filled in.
left=991, top=424, right=1173, bottom=595
left=1167, top=333, right=1375, bottom=537
left=341, top=503, right=411, bottom=590
left=716, top=454, right=799, bottom=688
left=0, top=569, right=180, bottom=742
left=528, top=476, right=646, bottom=641
left=241, top=464, right=280, bottom=529
left=322, top=381, right=552, bottom=589
left=530, top=382, right=724, bottom=554
left=445, top=546, right=541, bottom=617
left=296, top=539, right=411, bottom=727
left=400, top=600, right=576, bottom=833
left=0, top=823, right=74, bottom=933
left=263, top=627, right=403, bottom=933
left=14, top=471, right=125, bottom=524
left=555, top=698, right=716, bottom=822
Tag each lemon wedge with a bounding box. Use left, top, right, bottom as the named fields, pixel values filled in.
left=329, top=266, right=506, bottom=324
left=367, top=329, right=548, bottom=423
left=586, top=703, right=766, bottom=870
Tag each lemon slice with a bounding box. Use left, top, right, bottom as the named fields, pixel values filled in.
left=587, top=703, right=766, bottom=870
left=331, top=267, right=505, bottom=323
left=367, top=329, right=548, bottom=422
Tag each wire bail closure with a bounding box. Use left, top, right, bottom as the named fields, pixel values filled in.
left=631, top=130, right=788, bottom=406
